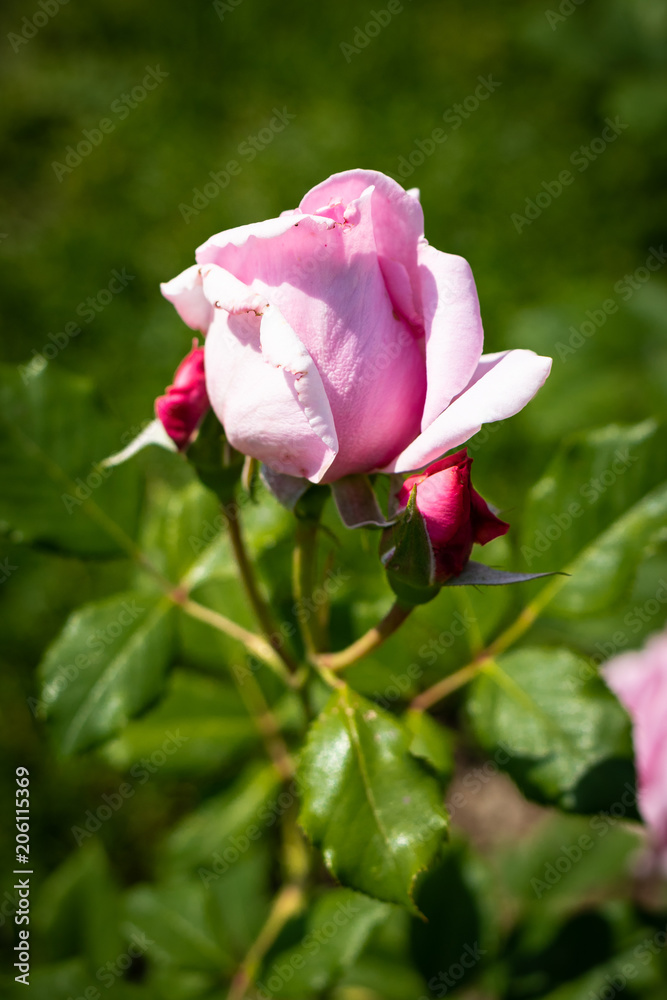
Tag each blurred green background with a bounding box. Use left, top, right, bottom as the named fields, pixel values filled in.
left=1, top=0, right=667, bottom=996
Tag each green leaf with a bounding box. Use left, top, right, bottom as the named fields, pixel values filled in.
left=298, top=687, right=448, bottom=909
left=39, top=591, right=175, bottom=754
left=261, top=889, right=390, bottom=998
left=99, top=669, right=260, bottom=776
left=403, top=709, right=455, bottom=780
left=467, top=647, right=635, bottom=811
left=0, top=364, right=141, bottom=556
left=163, top=763, right=281, bottom=874
left=381, top=486, right=440, bottom=606
left=520, top=420, right=667, bottom=615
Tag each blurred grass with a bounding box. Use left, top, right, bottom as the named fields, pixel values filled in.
left=0, top=0, right=666, bottom=986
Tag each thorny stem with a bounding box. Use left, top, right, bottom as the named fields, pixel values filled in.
left=313, top=601, right=413, bottom=673
left=223, top=505, right=300, bottom=673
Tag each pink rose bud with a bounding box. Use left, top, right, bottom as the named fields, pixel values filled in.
left=603, top=631, right=667, bottom=876
left=397, top=449, right=509, bottom=579
left=161, top=170, right=551, bottom=483
left=155, top=342, right=210, bottom=450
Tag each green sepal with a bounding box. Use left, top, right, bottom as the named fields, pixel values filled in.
left=381, top=486, right=440, bottom=605
left=186, top=409, right=244, bottom=504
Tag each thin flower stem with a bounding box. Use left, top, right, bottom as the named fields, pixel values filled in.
left=410, top=658, right=491, bottom=711
left=223, top=505, right=300, bottom=673
left=227, top=883, right=305, bottom=1000
left=293, top=517, right=323, bottom=657
left=410, top=574, right=567, bottom=712
left=231, top=664, right=295, bottom=783
left=313, top=601, right=413, bottom=672
left=178, top=596, right=295, bottom=687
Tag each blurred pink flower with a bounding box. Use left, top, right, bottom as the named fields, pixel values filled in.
left=603, top=630, right=667, bottom=875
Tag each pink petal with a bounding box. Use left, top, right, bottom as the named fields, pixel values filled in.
left=160, top=264, right=213, bottom=333
left=418, top=245, right=484, bottom=429
left=384, top=349, right=552, bottom=474
left=299, top=169, right=425, bottom=323
left=204, top=304, right=338, bottom=483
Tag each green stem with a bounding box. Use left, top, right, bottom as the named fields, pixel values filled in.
left=293, top=516, right=323, bottom=657
left=223, top=505, right=300, bottom=673
left=178, top=596, right=295, bottom=687
left=313, top=601, right=413, bottom=672
left=227, top=882, right=305, bottom=1000
left=410, top=574, right=568, bottom=712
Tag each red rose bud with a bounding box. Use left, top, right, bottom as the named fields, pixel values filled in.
left=382, top=449, right=508, bottom=603
left=398, top=449, right=509, bottom=578
left=155, top=342, right=210, bottom=450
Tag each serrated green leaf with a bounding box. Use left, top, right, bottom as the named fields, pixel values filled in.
left=467, top=648, right=635, bottom=811
left=298, top=687, right=448, bottom=909
left=261, top=889, right=390, bottom=998
left=39, top=591, right=175, bottom=754
left=0, top=364, right=141, bottom=556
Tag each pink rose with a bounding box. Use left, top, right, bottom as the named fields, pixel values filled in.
left=161, top=169, right=551, bottom=483
left=396, top=448, right=509, bottom=579
left=155, top=342, right=209, bottom=450
left=603, top=631, right=667, bottom=875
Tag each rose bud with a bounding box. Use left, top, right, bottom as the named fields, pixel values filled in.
left=154, top=341, right=210, bottom=450
left=161, top=169, right=551, bottom=485
left=382, top=449, right=509, bottom=604
left=603, top=631, right=667, bottom=876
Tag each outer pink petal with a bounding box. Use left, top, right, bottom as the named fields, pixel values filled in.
left=160, top=264, right=214, bottom=333
left=204, top=302, right=338, bottom=483
left=418, top=245, right=484, bottom=429
left=384, top=349, right=552, bottom=474
left=299, top=169, right=425, bottom=324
